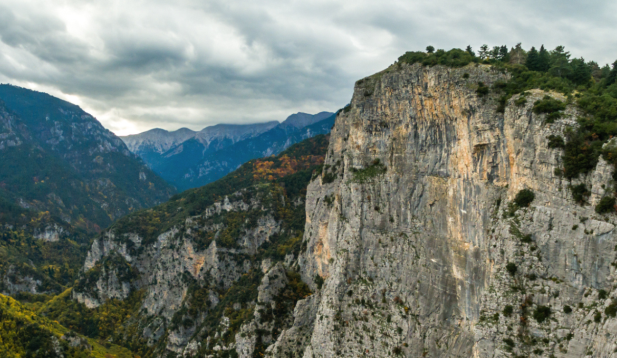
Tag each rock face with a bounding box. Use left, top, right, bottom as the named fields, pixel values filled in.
left=71, top=62, right=617, bottom=358
left=265, top=63, right=617, bottom=357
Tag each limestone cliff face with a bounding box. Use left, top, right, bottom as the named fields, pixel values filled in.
left=268, top=63, right=617, bottom=358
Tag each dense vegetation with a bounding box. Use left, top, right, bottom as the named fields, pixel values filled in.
left=0, top=293, right=133, bottom=358
left=400, top=44, right=617, bottom=210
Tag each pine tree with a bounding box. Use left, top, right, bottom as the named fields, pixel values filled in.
left=607, top=60, right=617, bottom=86
left=526, top=47, right=539, bottom=71
left=491, top=46, right=500, bottom=60
left=499, top=46, right=509, bottom=62
left=569, top=58, right=591, bottom=85
left=549, top=46, right=571, bottom=78
left=538, top=45, right=550, bottom=72
left=466, top=45, right=474, bottom=56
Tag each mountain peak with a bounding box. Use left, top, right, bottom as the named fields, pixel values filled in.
left=280, top=111, right=334, bottom=129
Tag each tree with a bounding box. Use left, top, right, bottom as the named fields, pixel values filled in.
left=465, top=45, right=474, bottom=56
left=499, top=45, right=509, bottom=62
left=538, top=45, right=550, bottom=72
left=490, top=46, right=500, bottom=60
left=607, top=60, right=617, bottom=86
left=549, top=46, right=571, bottom=78
left=569, top=58, right=591, bottom=85
left=426, top=46, right=435, bottom=54
left=478, top=44, right=489, bottom=60
left=526, top=47, right=540, bottom=71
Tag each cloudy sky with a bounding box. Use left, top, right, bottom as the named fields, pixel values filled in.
left=0, top=0, right=615, bottom=135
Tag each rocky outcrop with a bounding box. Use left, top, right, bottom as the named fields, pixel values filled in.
left=263, top=63, right=617, bottom=357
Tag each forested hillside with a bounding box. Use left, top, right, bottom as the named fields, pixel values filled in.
left=0, top=85, right=176, bottom=297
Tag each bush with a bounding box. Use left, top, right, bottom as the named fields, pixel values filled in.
left=547, top=135, right=565, bottom=148
left=398, top=48, right=477, bottom=68
left=506, top=263, right=517, bottom=276
left=514, top=189, right=535, bottom=207
left=599, top=289, right=608, bottom=300
left=569, top=183, right=590, bottom=205
left=503, top=305, right=514, bottom=317
left=349, top=159, right=387, bottom=183
left=596, top=196, right=616, bottom=214
left=533, top=95, right=566, bottom=118
left=533, top=305, right=551, bottom=323
left=503, top=338, right=515, bottom=347
left=476, top=82, right=490, bottom=97
left=605, top=300, right=617, bottom=317
left=594, top=311, right=602, bottom=323
left=563, top=305, right=572, bottom=314
left=314, top=275, right=325, bottom=290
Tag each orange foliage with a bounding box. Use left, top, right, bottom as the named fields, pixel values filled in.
left=252, top=154, right=324, bottom=181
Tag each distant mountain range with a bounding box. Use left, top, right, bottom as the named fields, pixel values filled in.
left=121, top=111, right=335, bottom=191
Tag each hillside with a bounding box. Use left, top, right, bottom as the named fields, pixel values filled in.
left=122, top=112, right=333, bottom=191
left=0, top=292, right=134, bottom=358
left=0, top=85, right=176, bottom=296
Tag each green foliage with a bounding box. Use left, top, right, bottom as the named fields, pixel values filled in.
left=0, top=293, right=133, bottom=358
left=503, top=338, right=515, bottom=348
left=514, top=189, right=535, bottom=207
left=476, top=82, right=490, bottom=97
left=398, top=48, right=477, bottom=68
left=506, top=263, right=517, bottom=276
left=503, top=305, right=514, bottom=317
left=547, top=135, right=565, bottom=148
left=349, top=159, right=387, bottom=183
left=605, top=300, right=617, bottom=317
left=569, top=184, right=590, bottom=205
left=563, top=305, right=572, bottom=314
left=533, top=95, right=566, bottom=122
left=599, top=289, right=608, bottom=300
left=314, top=275, right=325, bottom=290
left=533, top=305, right=551, bottom=323
left=596, top=196, right=616, bottom=214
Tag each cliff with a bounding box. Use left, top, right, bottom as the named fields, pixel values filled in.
left=69, top=61, right=617, bottom=358
left=269, top=62, right=617, bottom=357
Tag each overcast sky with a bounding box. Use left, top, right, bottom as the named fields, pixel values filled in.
left=0, top=0, right=615, bottom=135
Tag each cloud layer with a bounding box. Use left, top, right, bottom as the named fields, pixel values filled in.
left=0, top=0, right=615, bottom=135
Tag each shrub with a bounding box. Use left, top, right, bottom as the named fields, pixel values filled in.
left=503, top=305, right=514, bottom=317
left=506, top=263, right=517, bottom=276
left=398, top=48, right=477, bottom=68
left=563, top=305, right=572, bottom=314
left=476, top=82, right=490, bottom=97
left=514, top=189, right=535, bottom=207
left=596, top=196, right=616, bottom=214
left=547, top=135, right=565, bottom=148
left=533, top=306, right=551, bottom=323
left=503, top=338, right=515, bottom=347
left=599, top=289, right=608, bottom=300
left=314, top=275, right=325, bottom=290
left=569, top=183, right=590, bottom=205
left=514, top=96, right=527, bottom=107
left=605, top=300, right=617, bottom=317
left=594, top=311, right=602, bottom=323
left=349, top=159, right=387, bottom=183
left=533, top=95, right=566, bottom=122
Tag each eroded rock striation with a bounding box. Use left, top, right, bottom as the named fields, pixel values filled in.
left=270, top=63, right=617, bottom=357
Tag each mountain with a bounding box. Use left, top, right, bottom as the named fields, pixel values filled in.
left=171, top=112, right=335, bottom=191
left=47, top=47, right=617, bottom=358
left=54, top=134, right=329, bottom=357
left=122, top=112, right=333, bottom=191
left=0, top=84, right=176, bottom=296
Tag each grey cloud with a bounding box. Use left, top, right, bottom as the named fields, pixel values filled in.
left=0, top=0, right=615, bottom=135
